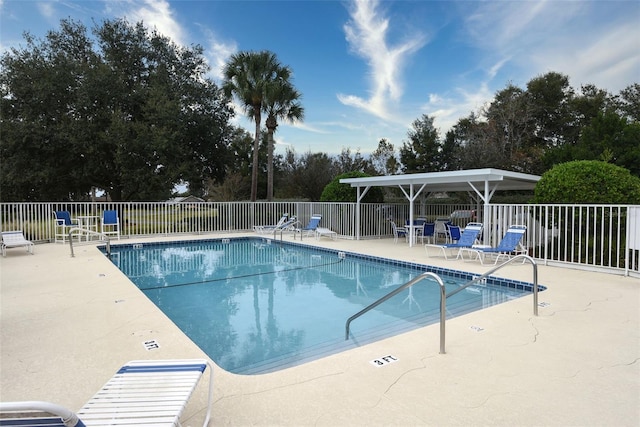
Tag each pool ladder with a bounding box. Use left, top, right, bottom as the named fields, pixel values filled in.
left=344, top=255, right=539, bottom=354
left=67, top=227, right=112, bottom=258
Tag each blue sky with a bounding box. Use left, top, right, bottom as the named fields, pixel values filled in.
left=1, top=0, right=639, bottom=157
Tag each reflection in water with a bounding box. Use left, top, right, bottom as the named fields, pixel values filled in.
left=109, top=239, right=532, bottom=374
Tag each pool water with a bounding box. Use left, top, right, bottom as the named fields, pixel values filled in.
left=106, top=238, right=539, bottom=374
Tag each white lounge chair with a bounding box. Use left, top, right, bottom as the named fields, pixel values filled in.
left=1, top=230, right=34, bottom=257
left=253, top=213, right=289, bottom=234
left=75, top=359, right=213, bottom=426
left=315, top=227, right=337, bottom=240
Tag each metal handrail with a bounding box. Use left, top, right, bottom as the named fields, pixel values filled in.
left=344, top=254, right=539, bottom=355
left=448, top=254, right=539, bottom=316
left=345, top=272, right=447, bottom=354
left=68, top=227, right=111, bottom=258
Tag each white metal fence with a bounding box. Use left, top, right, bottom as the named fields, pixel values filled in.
left=1, top=201, right=638, bottom=277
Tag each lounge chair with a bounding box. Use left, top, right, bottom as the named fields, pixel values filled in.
left=272, top=216, right=298, bottom=237
left=390, top=221, right=407, bottom=243
left=425, top=222, right=483, bottom=260
left=1, top=231, right=34, bottom=257
left=54, top=211, right=78, bottom=243
left=1, top=359, right=213, bottom=427
left=459, top=225, right=527, bottom=265
left=100, top=210, right=120, bottom=240
left=315, top=227, right=338, bottom=240
left=0, top=401, right=84, bottom=426
left=253, top=213, right=289, bottom=234
left=297, top=214, right=322, bottom=238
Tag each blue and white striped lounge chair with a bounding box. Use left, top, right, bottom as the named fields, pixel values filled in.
left=296, top=214, right=322, bottom=239
left=0, top=359, right=215, bottom=426
left=253, top=213, right=289, bottom=234
left=459, top=225, right=527, bottom=265
left=425, top=222, right=483, bottom=260
left=77, top=359, right=213, bottom=426
left=1, top=230, right=34, bottom=257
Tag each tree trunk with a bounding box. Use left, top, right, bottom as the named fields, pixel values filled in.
left=266, top=114, right=277, bottom=202
left=251, top=112, right=261, bottom=202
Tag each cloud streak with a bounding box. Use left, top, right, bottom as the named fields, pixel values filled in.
left=338, top=0, right=426, bottom=121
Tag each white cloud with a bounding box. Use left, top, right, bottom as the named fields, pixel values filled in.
left=338, top=0, right=426, bottom=121
left=197, top=26, right=237, bottom=82
left=117, top=0, right=185, bottom=46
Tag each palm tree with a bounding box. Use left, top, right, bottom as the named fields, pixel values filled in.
left=264, top=80, right=304, bottom=201
left=222, top=51, right=287, bottom=201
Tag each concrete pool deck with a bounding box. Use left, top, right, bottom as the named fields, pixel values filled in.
left=1, top=233, right=639, bottom=426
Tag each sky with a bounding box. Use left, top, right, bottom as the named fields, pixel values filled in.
left=1, top=0, right=639, bottom=157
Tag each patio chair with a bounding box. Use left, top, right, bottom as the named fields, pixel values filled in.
left=253, top=213, right=289, bottom=234
left=297, top=214, right=322, bottom=238
left=434, top=218, right=452, bottom=243
left=100, top=209, right=120, bottom=240
left=54, top=211, right=78, bottom=243
left=1, top=231, right=34, bottom=257
left=421, top=222, right=435, bottom=244
left=390, top=221, right=407, bottom=243
left=1, top=359, right=213, bottom=427
left=425, top=222, right=483, bottom=260
left=459, top=225, right=527, bottom=265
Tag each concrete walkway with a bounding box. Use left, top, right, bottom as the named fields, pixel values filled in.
left=1, top=234, right=638, bottom=426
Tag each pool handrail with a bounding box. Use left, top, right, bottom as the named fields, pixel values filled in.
left=345, top=272, right=447, bottom=354
left=344, top=255, right=539, bottom=355
left=67, top=227, right=111, bottom=258
left=448, top=254, right=539, bottom=316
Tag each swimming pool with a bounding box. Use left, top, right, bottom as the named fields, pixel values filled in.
left=104, top=237, right=543, bottom=374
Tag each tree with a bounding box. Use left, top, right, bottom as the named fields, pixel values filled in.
left=264, top=77, right=304, bottom=201
left=223, top=50, right=290, bottom=202
left=370, top=139, right=399, bottom=175
left=0, top=18, right=233, bottom=201
left=399, top=114, right=441, bottom=173
left=320, top=171, right=384, bottom=202
left=617, top=83, right=640, bottom=122
left=531, top=160, right=640, bottom=204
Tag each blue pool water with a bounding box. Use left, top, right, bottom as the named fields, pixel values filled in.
left=104, top=238, right=541, bottom=374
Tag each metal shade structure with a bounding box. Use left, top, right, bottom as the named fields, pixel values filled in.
left=340, top=168, right=541, bottom=246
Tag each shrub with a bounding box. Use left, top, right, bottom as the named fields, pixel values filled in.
left=320, top=171, right=384, bottom=203
left=532, top=160, right=640, bottom=204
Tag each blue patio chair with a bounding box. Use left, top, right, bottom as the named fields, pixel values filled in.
left=53, top=211, right=78, bottom=243
left=100, top=209, right=120, bottom=240
left=421, top=222, right=435, bottom=244
left=390, top=221, right=407, bottom=243
left=459, top=225, right=527, bottom=265
left=425, top=222, right=483, bottom=260
left=298, top=214, right=322, bottom=238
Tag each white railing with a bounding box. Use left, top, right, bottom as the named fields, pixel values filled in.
left=1, top=201, right=638, bottom=277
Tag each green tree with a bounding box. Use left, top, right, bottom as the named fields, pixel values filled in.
left=532, top=160, right=640, bottom=204
left=264, top=78, right=304, bottom=201
left=320, top=171, right=384, bottom=202
left=0, top=18, right=232, bottom=201
left=399, top=114, right=441, bottom=173
left=223, top=50, right=289, bottom=202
